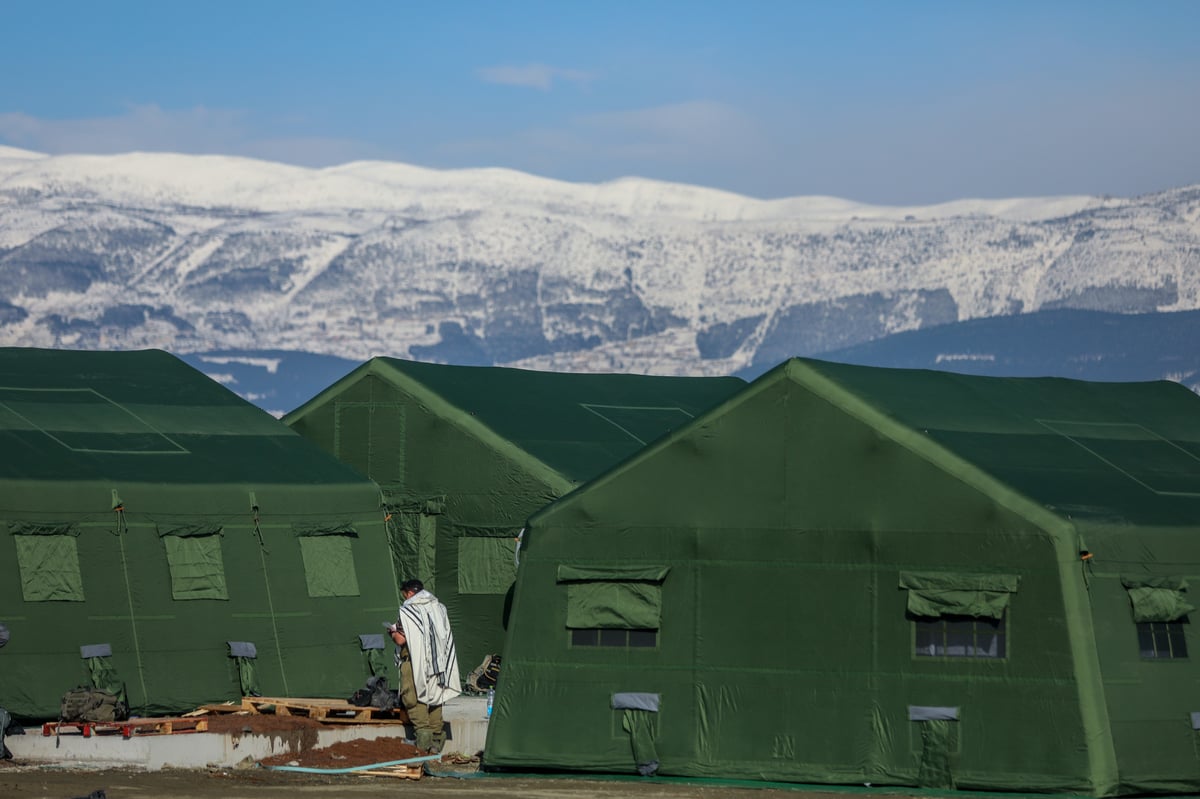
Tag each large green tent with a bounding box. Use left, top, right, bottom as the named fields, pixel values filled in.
left=0, top=348, right=399, bottom=720
left=284, top=358, right=744, bottom=674
left=487, top=358, right=1200, bottom=795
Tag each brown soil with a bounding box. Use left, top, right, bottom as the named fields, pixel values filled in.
left=258, top=736, right=423, bottom=769
left=198, top=710, right=328, bottom=757
left=201, top=712, right=326, bottom=736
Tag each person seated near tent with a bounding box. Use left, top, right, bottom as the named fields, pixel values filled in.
left=388, top=579, right=462, bottom=753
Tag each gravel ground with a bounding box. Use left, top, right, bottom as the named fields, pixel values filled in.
left=0, top=710, right=936, bottom=799
left=0, top=762, right=921, bottom=799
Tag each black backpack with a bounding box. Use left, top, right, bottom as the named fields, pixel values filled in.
left=348, top=675, right=395, bottom=710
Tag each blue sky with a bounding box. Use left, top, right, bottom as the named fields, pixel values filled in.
left=1, top=0, right=1198, bottom=203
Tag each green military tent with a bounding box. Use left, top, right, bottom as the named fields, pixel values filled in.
left=284, top=358, right=744, bottom=674
left=487, top=357, right=1200, bottom=795
left=0, top=348, right=399, bottom=720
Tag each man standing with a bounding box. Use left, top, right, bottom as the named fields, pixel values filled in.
left=388, top=579, right=461, bottom=753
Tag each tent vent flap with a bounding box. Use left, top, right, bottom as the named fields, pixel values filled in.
left=612, top=692, right=660, bottom=777
left=227, top=641, right=260, bottom=697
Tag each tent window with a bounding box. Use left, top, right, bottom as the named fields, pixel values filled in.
left=571, top=628, right=658, bottom=648
left=162, top=533, right=228, bottom=600
left=1121, top=576, right=1195, bottom=623
left=914, top=613, right=1006, bottom=659
left=298, top=535, right=361, bottom=598
left=1137, top=620, right=1189, bottom=660
left=899, top=572, right=1019, bottom=619
left=13, top=534, right=84, bottom=602
left=557, top=565, right=670, bottom=632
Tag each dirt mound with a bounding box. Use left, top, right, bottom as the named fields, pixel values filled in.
left=258, top=736, right=423, bottom=769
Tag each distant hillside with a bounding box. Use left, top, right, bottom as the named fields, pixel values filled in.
left=0, top=149, right=1197, bottom=385
left=769, top=308, right=1200, bottom=389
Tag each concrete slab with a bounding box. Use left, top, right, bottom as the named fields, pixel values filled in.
left=7, top=695, right=490, bottom=770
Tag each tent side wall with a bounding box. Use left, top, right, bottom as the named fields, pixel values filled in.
left=489, top=375, right=1102, bottom=792
left=287, top=372, right=562, bottom=673
left=1083, top=525, right=1200, bottom=793
left=0, top=480, right=396, bottom=719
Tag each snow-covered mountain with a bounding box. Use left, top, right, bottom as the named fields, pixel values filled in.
left=1, top=145, right=1198, bottom=383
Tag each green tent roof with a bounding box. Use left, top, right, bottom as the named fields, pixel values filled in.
left=795, top=358, right=1200, bottom=527
left=0, top=348, right=370, bottom=485
left=293, top=357, right=746, bottom=485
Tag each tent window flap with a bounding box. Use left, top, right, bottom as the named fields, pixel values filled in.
left=1122, top=576, right=1195, bottom=623
left=558, top=565, right=670, bottom=630
left=291, top=523, right=358, bottom=537
left=298, top=535, right=361, bottom=597
left=900, top=572, right=1019, bottom=619
left=162, top=532, right=228, bottom=600
left=13, top=533, right=84, bottom=602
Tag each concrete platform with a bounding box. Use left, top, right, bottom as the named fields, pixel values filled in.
left=6, top=694, right=490, bottom=770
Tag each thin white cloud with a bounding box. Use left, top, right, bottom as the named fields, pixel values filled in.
left=0, top=104, right=245, bottom=154
left=574, top=100, right=760, bottom=158
left=476, top=64, right=594, bottom=91
left=440, top=100, right=763, bottom=166
left=0, top=105, right=387, bottom=167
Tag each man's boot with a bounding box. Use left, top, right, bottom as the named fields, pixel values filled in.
left=415, top=729, right=434, bottom=753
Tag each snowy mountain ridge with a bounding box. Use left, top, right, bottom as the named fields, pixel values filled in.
left=0, top=148, right=1197, bottom=381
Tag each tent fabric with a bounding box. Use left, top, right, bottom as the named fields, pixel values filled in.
left=563, top=582, right=664, bottom=630
left=285, top=357, right=743, bottom=673
left=622, top=709, right=660, bottom=776
left=84, top=655, right=124, bottom=698
left=0, top=348, right=399, bottom=720
left=8, top=521, right=77, bottom=536
left=1121, top=577, right=1195, bottom=623
left=917, top=719, right=957, bottom=790
left=13, top=533, right=84, bottom=601
left=558, top=564, right=670, bottom=629
left=155, top=523, right=223, bottom=538
left=292, top=522, right=358, bottom=536
left=298, top=534, right=361, bottom=597
left=457, top=535, right=518, bottom=595
left=162, top=533, right=228, bottom=600
left=557, top=565, right=671, bottom=582
left=899, top=572, right=1019, bottom=619
left=228, top=641, right=260, bottom=697
left=359, top=634, right=386, bottom=677
left=487, top=357, right=1200, bottom=796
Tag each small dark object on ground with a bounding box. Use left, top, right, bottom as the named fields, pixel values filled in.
left=71, top=791, right=106, bottom=799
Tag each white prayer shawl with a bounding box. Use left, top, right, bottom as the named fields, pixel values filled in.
left=398, top=590, right=462, bottom=706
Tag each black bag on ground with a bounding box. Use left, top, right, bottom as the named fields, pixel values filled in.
left=59, top=686, right=128, bottom=723
left=348, top=675, right=395, bottom=710
left=1, top=706, right=24, bottom=760
left=465, top=653, right=501, bottom=693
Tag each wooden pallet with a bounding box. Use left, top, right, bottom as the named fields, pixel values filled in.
left=42, top=716, right=209, bottom=739
left=355, top=763, right=424, bottom=780
left=188, top=702, right=247, bottom=717
left=239, top=697, right=409, bottom=724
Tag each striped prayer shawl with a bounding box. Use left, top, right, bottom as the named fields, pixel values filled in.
left=397, top=590, right=462, bottom=706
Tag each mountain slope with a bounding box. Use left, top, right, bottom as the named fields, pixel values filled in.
left=0, top=149, right=1198, bottom=384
